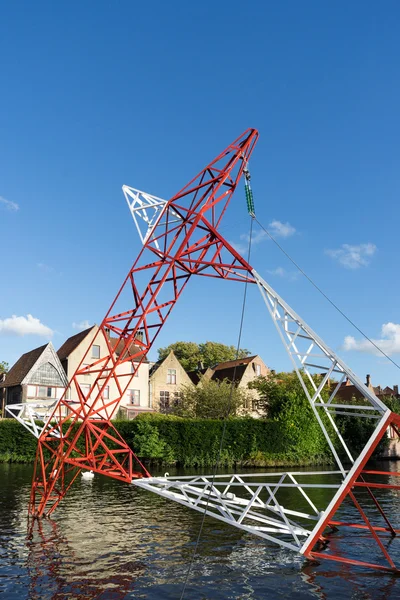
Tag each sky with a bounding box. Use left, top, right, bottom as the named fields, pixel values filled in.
left=1, top=1, right=400, bottom=388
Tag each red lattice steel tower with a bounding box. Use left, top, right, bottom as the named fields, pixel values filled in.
left=28, top=127, right=400, bottom=574
left=30, top=128, right=259, bottom=517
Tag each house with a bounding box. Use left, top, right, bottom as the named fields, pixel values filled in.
left=0, top=343, right=68, bottom=415
left=335, top=374, right=400, bottom=404
left=149, top=350, right=194, bottom=412
left=57, top=325, right=151, bottom=419
left=0, top=372, right=5, bottom=417
left=186, top=355, right=270, bottom=417
left=335, top=373, right=400, bottom=458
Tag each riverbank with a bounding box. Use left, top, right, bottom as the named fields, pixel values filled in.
left=0, top=414, right=335, bottom=467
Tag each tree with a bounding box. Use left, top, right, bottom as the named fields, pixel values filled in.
left=0, top=361, right=9, bottom=374
left=157, top=341, right=250, bottom=371
left=170, top=378, right=250, bottom=419
left=249, top=371, right=332, bottom=457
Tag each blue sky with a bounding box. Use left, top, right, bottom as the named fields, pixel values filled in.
left=1, top=1, right=400, bottom=388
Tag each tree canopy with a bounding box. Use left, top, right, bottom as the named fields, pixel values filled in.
left=157, top=341, right=250, bottom=371
left=170, top=378, right=250, bottom=419
left=0, top=361, right=9, bottom=374
left=249, top=371, right=332, bottom=457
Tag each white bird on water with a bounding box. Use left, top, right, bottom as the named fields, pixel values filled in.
left=82, top=470, right=95, bottom=480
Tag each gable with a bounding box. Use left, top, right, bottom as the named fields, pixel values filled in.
left=150, top=351, right=192, bottom=386
left=23, top=343, right=68, bottom=387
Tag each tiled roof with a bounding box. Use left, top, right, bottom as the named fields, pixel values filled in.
left=57, top=326, right=96, bottom=361
left=211, top=364, right=248, bottom=385
left=212, top=355, right=256, bottom=371
left=1, top=344, right=49, bottom=388
left=186, top=368, right=208, bottom=385
left=109, top=336, right=148, bottom=362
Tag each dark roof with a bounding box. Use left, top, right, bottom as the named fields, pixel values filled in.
left=1, top=344, right=48, bottom=388
left=186, top=368, right=208, bottom=385
left=57, top=326, right=96, bottom=361
left=211, top=364, right=248, bottom=385
left=213, top=356, right=256, bottom=371
left=109, top=337, right=148, bottom=362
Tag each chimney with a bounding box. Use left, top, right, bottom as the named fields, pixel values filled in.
left=394, top=385, right=399, bottom=396
left=345, top=377, right=351, bottom=386
left=366, top=374, right=371, bottom=387
left=135, top=331, right=144, bottom=343
left=104, top=327, right=111, bottom=339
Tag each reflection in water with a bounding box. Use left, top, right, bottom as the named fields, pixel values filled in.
left=1, top=463, right=400, bottom=599
left=27, top=518, right=146, bottom=599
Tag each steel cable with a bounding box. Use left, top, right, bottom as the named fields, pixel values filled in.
left=253, top=216, right=400, bottom=372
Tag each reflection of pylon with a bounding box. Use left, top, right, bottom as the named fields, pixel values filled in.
left=30, top=128, right=259, bottom=517
left=27, top=518, right=140, bottom=599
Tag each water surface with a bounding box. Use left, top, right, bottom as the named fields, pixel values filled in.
left=1, top=463, right=400, bottom=599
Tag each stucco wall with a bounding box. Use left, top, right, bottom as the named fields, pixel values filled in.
left=238, top=356, right=270, bottom=417
left=65, top=326, right=150, bottom=417
left=150, top=351, right=193, bottom=412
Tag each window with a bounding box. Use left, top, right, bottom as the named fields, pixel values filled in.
left=102, top=386, right=109, bottom=399
left=131, top=362, right=139, bottom=376
left=81, top=384, right=91, bottom=398
left=127, top=389, right=140, bottom=405
left=160, top=390, right=170, bottom=412
left=253, top=363, right=261, bottom=376
left=92, top=345, right=100, bottom=359
left=38, top=386, right=55, bottom=398
left=167, top=369, right=176, bottom=385
left=173, top=391, right=182, bottom=407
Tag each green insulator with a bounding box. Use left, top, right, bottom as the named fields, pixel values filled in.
left=245, top=184, right=255, bottom=215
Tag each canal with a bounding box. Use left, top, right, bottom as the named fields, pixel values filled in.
left=1, top=463, right=400, bottom=599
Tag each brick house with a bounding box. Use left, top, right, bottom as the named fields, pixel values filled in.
left=187, top=355, right=269, bottom=416
left=149, top=350, right=193, bottom=412
left=335, top=373, right=400, bottom=457
left=0, top=343, right=68, bottom=415
left=335, top=374, right=399, bottom=404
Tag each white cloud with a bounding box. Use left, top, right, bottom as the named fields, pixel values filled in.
left=73, top=320, right=91, bottom=331
left=229, top=220, right=296, bottom=255
left=343, top=322, right=400, bottom=356
left=326, top=243, right=377, bottom=269
left=268, top=220, right=296, bottom=238
left=0, top=196, right=19, bottom=211
left=0, top=315, right=53, bottom=337
left=267, top=267, right=299, bottom=281
left=37, top=262, right=54, bottom=273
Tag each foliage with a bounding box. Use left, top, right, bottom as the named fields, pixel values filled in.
left=248, top=370, right=332, bottom=457
left=170, top=377, right=249, bottom=418
left=132, top=418, right=175, bottom=463
left=0, top=419, right=38, bottom=462
left=0, top=361, right=9, bottom=374
left=0, top=415, right=334, bottom=467
left=157, top=341, right=250, bottom=371
left=336, top=395, right=400, bottom=456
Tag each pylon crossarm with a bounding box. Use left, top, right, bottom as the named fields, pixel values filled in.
left=132, top=470, right=344, bottom=552
left=253, top=269, right=389, bottom=476
left=5, top=402, right=61, bottom=439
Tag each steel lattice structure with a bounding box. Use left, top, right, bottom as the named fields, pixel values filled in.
left=20, top=128, right=400, bottom=572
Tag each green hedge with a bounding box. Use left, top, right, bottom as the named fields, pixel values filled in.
left=0, top=414, right=333, bottom=467
left=0, top=418, right=39, bottom=462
